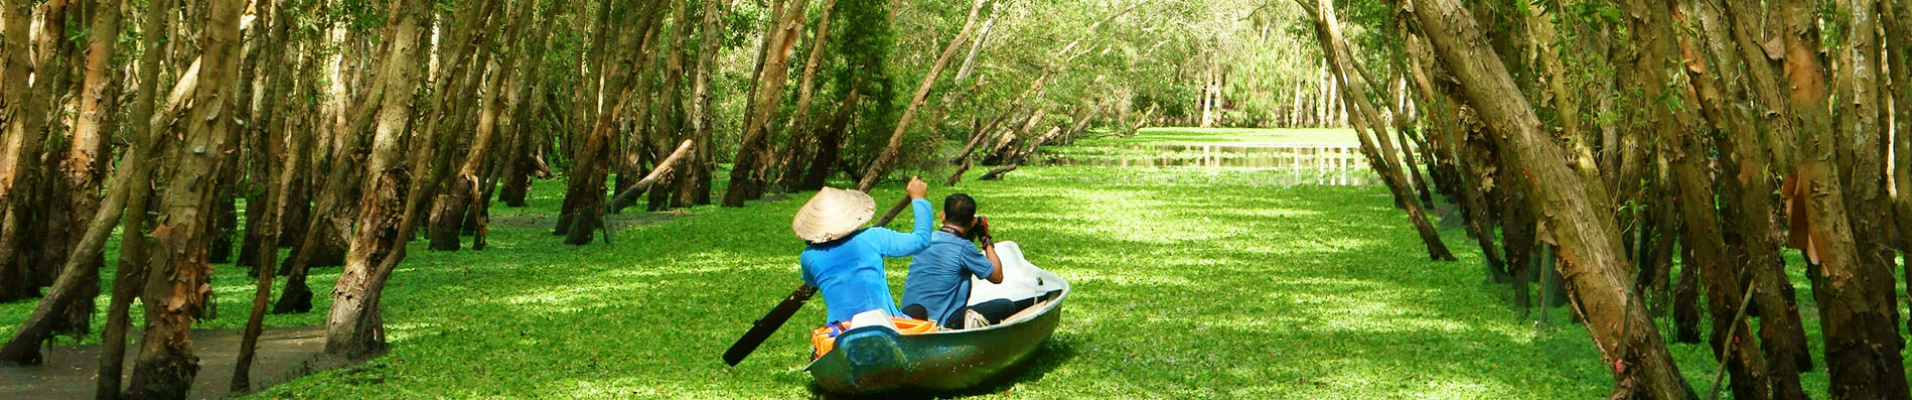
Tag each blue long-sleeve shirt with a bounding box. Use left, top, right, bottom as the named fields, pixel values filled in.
left=901, top=231, right=997, bottom=326
left=800, top=199, right=933, bottom=324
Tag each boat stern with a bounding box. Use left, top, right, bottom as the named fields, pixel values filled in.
left=807, top=326, right=911, bottom=394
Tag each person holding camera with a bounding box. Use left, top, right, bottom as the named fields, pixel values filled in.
left=900, top=193, right=1016, bottom=329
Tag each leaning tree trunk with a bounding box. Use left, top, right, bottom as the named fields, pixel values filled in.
left=1304, top=0, right=1456, bottom=262
left=1404, top=0, right=1697, bottom=397
left=948, top=70, right=1050, bottom=185
left=1628, top=0, right=1773, bottom=396
left=772, top=0, right=839, bottom=191
left=723, top=0, right=813, bottom=205
left=558, top=3, right=665, bottom=245
left=978, top=126, right=1060, bottom=181
left=429, top=0, right=531, bottom=251
left=1404, top=35, right=1507, bottom=279
left=609, top=140, right=698, bottom=213
left=323, top=0, right=431, bottom=358
left=124, top=0, right=245, bottom=396
left=799, top=89, right=862, bottom=191
left=855, top=0, right=989, bottom=191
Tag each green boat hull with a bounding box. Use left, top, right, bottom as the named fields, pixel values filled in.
left=805, top=278, right=1068, bottom=394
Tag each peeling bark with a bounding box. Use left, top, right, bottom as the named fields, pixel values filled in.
left=1404, top=0, right=1697, bottom=396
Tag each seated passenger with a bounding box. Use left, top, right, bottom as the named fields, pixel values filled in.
left=794, top=178, right=933, bottom=327
left=900, top=193, right=1017, bottom=329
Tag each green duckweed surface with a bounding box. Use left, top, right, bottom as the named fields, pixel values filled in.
left=4, top=129, right=1896, bottom=398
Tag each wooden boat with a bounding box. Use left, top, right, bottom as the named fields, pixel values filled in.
left=806, top=242, right=1069, bottom=394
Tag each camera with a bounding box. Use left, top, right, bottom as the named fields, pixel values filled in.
left=970, top=216, right=992, bottom=244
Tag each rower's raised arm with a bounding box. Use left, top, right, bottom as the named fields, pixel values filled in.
left=874, top=198, right=934, bottom=257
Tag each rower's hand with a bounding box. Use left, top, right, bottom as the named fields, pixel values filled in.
left=906, top=176, right=928, bottom=200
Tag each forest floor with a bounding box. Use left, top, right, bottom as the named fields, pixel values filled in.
left=0, top=326, right=328, bottom=399
left=0, top=127, right=1897, bottom=398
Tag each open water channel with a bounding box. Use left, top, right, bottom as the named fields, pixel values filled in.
left=1035, top=143, right=1382, bottom=185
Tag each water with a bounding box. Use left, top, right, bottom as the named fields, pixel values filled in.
left=1036, top=143, right=1380, bottom=185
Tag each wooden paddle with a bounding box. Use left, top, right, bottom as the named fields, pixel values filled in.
left=722, top=196, right=915, bottom=366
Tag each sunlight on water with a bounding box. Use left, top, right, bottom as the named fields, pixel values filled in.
left=1037, top=143, right=1385, bottom=185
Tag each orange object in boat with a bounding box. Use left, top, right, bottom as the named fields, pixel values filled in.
left=810, top=318, right=935, bottom=360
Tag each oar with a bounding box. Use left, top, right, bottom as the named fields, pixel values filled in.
left=722, top=196, right=915, bottom=366
left=722, top=284, right=817, bottom=366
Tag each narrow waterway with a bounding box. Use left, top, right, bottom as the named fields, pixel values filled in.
left=1037, top=143, right=1381, bottom=185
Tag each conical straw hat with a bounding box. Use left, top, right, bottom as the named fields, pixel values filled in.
left=792, top=187, right=876, bottom=243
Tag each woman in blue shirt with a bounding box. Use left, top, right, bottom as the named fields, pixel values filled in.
left=793, top=177, right=933, bottom=325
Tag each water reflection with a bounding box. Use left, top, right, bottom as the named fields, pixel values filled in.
left=1037, top=143, right=1380, bottom=185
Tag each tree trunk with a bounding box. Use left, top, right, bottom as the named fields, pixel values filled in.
left=237, top=2, right=295, bottom=271
left=1304, top=0, right=1456, bottom=262
left=1649, top=185, right=1683, bottom=320
left=799, top=89, right=862, bottom=191
left=723, top=0, right=814, bottom=205
left=233, top=0, right=301, bottom=391
left=1791, top=0, right=1912, bottom=394
left=979, top=126, right=1061, bottom=180
left=1627, top=0, right=1774, bottom=395
left=680, top=0, right=724, bottom=206
left=1684, top=0, right=1814, bottom=393
left=0, top=0, right=130, bottom=363
left=278, top=1, right=406, bottom=313
left=609, top=140, right=697, bottom=213
left=1405, top=35, right=1506, bottom=280
left=411, top=0, right=503, bottom=241
left=322, top=0, right=431, bottom=358
left=96, top=0, right=174, bottom=395
left=1774, top=0, right=1912, bottom=396
left=274, top=141, right=365, bottom=312
left=1405, top=0, right=1697, bottom=397
left=51, top=0, right=126, bottom=338
left=980, top=101, right=1101, bottom=181
left=429, top=0, right=532, bottom=251
left=124, top=0, right=244, bottom=396
left=29, top=0, right=79, bottom=302
left=855, top=0, right=989, bottom=191
left=771, top=0, right=839, bottom=191
left=644, top=0, right=689, bottom=212
left=1396, top=127, right=1432, bottom=208
left=1833, top=0, right=1905, bottom=337
left=0, top=0, right=53, bottom=304
left=948, top=70, right=1051, bottom=184
left=499, top=51, right=552, bottom=210
left=559, top=3, right=665, bottom=245
left=1885, top=0, right=1912, bottom=337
